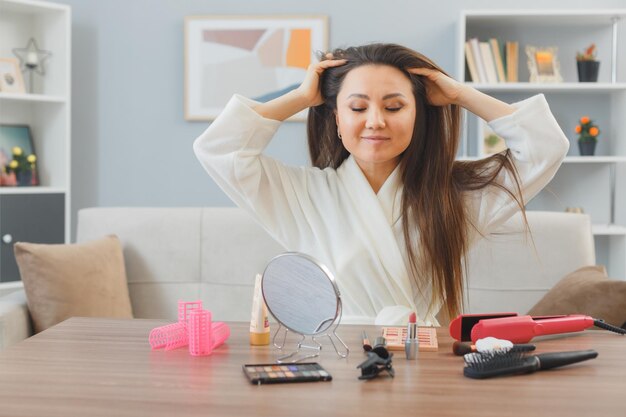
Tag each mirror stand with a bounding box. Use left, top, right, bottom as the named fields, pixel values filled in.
left=262, top=252, right=350, bottom=363
left=272, top=307, right=349, bottom=364
left=272, top=325, right=322, bottom=363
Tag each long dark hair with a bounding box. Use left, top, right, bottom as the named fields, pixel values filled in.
left=307, top=43, right=524, bottom=320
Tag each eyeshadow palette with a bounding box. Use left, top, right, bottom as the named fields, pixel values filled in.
left=242, top=362, right=332, bottom=385
left=381, top=326, right=439, bottom=352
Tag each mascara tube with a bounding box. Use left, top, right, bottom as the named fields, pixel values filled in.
left=362, top=331, right=372, bottom=352
left=372, top=336, right=390, bottom=359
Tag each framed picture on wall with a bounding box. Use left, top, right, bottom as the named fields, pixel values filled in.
left=477, top=119, right=507, bottom=158
left=0, top=124, right=39, bottom=186
left=184, top=15, right=328, bottom=121
left=526, top=46, right=563, bottom=83
left=0, top=58, right=26, bottom=94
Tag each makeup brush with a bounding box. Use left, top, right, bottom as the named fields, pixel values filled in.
left=463, top=349, right=598, bottom=379
left=452, top=341, right=536, bottom=356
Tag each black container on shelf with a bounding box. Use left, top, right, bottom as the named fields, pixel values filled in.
left=578, top=141, right=597, bottom=156
left=577, top=61, right=600, bottom=82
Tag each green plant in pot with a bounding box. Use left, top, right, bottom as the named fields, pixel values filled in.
left=575, top=116, right=600, bottom=156
left=576, top=44, right=600, bottom=82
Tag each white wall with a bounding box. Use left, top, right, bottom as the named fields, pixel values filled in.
left=50, top=0, right=626, bottom=239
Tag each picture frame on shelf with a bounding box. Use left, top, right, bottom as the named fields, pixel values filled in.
left=477, top=119, right=507, bottom=158
left=0, top=57, right=26, bottom=94
left=184, top=15, right=328, bottom=121
left=526, top=46, right=563, bottom=83
left=0, top=124, right=39, bottom=187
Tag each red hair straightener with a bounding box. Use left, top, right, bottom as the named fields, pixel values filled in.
left=449, top=313, right=626, bottom=344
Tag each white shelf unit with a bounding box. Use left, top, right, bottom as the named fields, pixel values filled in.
left=0, top=91, right=66, bottom=102
left=0, top=0, right=71, bottom=284
left=459, top=156, right=626, bottom=164
left=467, top=83, right=626, bottom=93
left=458, top=10, right=626, bottom=279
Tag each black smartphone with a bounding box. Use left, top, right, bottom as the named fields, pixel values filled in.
left=242, top=362, right=332, bottom=385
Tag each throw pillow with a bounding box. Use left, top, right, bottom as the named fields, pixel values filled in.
left=14, top=235, right=133, bottom=333
left=527, top=265, right=626, bottom=327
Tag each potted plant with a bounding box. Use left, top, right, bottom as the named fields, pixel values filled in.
left=575, top=116, right=600, bottom=156
left=576, top=44, right=600, bottom=82
left=4, top=146, right=37, bottom=186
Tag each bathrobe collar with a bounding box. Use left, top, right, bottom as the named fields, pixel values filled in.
left=337, top=156, right=413, bottom=305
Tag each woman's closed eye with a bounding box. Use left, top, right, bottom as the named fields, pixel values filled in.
left=350, top=106, right=404, bottom=112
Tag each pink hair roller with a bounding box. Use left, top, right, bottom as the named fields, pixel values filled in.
left=188, top=309, right=231, bottom=356
left=149, top=300, right=230, bottom=354
left=179, top=300, right=203, bottom=323
left=149, top=300, right=203, bottom=350
left=149, top=322, right=188, bottom=350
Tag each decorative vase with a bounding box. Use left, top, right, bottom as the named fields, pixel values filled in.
left=16, top=170, right=33, bottom=186
left=578, top=141, right=596, bottom=156
left=577, top=61, right=600, bottom=82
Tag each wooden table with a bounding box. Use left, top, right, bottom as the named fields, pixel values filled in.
left=0, top=317, right=624, bottom=417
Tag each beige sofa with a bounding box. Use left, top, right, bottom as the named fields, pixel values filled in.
left=0, top=208, right=595, bottom=350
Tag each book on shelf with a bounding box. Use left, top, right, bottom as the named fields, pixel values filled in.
left=479, top=42, right=499, bottom=84
left=468, top=38, right=487, bottom=83
left=465, top=38, right=520, bottom=84
left=489, top=38, right=506, bottom=83
left=505, top=41, right=519, bottom=82
left=464, top=41, right=479, bottom=82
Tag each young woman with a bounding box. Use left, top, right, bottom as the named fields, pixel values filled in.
left=194, top=43, right=569, bottom=326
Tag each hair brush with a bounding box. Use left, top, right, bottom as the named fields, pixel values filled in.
left=463, top=349, right=598, bottom=379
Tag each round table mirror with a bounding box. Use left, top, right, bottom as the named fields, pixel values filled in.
left=262, top=252, right=340, bottom=336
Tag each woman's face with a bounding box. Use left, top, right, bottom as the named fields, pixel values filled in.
left=335, top=64, right=416, bottom=173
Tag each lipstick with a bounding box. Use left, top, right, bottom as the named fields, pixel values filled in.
left=405, top=312, right=418, bottom=360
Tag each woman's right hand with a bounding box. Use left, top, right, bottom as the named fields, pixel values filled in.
left=253, top=55, right=346, bottom=121
left=296, top=55, right=347, bottom=107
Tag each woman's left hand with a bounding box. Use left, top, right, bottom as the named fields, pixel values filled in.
left=408, top=67, right=465, bottom=106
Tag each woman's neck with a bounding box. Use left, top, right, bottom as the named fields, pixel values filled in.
left=355, top=158, right=400, bottom=194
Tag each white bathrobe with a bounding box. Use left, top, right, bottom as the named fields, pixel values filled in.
left=193, top=94, right=569, bottom=326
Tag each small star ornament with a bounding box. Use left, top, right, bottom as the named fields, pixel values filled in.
left=12, top=38, right=52, bottom=93
left=13, top=38, right=51, bottom=75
